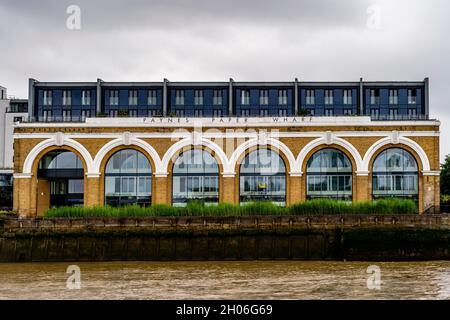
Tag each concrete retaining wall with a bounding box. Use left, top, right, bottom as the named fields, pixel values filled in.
left=1, top=215, right=450, bottom=262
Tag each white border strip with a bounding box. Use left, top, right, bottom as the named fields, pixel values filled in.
left=14, top=131, right=440, bottom=140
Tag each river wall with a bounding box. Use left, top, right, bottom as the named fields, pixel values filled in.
left=1, top=215, right=450, bottom=262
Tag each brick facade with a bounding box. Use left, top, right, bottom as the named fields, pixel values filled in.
left=12, top=118, right=440, bottom=217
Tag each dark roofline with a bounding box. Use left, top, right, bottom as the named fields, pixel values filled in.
left=30, top=78, right=428, bottom=87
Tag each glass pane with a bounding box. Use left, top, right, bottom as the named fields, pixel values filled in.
left=240, top=149, right=285, bottom=175
left=372, top=148, right=418, bottom=199
left=39, top=151, right=82, bottom=169
left=239, top=149, right=286, bottom=205
left=104, top=149, right=152, bottom=207
left=305, top=148, right=352, bottom=201
left=172, top=149, right=219, bottom=205
left=307, top=148, right=352, bottom=173
left=68, top=179, right=84, bottom=194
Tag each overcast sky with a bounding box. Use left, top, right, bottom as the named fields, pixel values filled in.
left=0, top=0, right=449, bottom=160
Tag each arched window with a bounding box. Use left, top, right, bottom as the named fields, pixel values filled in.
left=172, top=149, right=219, bottom=206
left=306, top=148, right=352, bottom=201
left=239, top=149, right=286, bottom=205
left=39, top=150, right=83, bottom=170
left=372, top=148, right=418, bottom=200
left=38, top=150, right=84, bottom=207
left=104, top=149, right=152, bottom=207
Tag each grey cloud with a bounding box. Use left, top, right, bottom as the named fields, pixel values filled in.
left=0, top=0, right=370, bottom=32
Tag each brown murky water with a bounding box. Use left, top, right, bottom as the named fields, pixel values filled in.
left=1, top=261, right=450, bottom=299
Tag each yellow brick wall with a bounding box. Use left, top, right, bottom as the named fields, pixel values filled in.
left=221, top=177, right=237, bottom=204
left=72, top=138, right=114, bottom=159
left=12, top=123, right=440, bottom=217
left=36, top=179, right=50, bottom=217
left=408, top=136, right=440, bottom=170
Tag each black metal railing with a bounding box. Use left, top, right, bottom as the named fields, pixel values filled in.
left=21, top=116, right=87, bottom=123
left=370, top=114, right=430, bottom=121
left=422, top=205, right=450, bottom=214
left=6, top=106, right=28, bottom=113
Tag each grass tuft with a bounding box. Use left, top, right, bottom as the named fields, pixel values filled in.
left=44, top=198, right=418, bottom=218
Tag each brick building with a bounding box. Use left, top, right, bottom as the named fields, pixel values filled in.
left=12, top=78, right=440, bottom=217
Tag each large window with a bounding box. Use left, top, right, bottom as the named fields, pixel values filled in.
left=104, top=149, right=152, bottom=207
left=172, top=149, right=219, bottom=206
left=241, top=90, right=250, bottom=105
left=324, top=89, right=334, bottom=105
left=343, top=89, right=352, bottom=105
left=372, top=148, right=418, bottom=200
left=213, top=90, right=223, bottom=106
left=0, top=174, right=12, bottom=209
left=43, top=90, right=52, bottom=106
left=194, top=90, right=203, bottom=105
left=306, top=148, right=352, bottom=201
left=278, top=89, right=288, bottom=105
left=148, top=90, right=157, bottom=105
left=259, top=90, right=269, bottom=105
left=38, top=150, right=84, bottom=207
left=39, top=150, right=83, bottom=171
left=129, top=90, right=138, bottom=106
left=239, top=149, right=286, bottom=205
left=109, top=90, right=119, bottom=106
left=305, top=89, right=315, bottom=105
left=389, top=89, right=398, bottom=105
left=370, top=89, right=380, bottom=105
left=62, top=90, right=72, bottom=106
left=407, top=89, right=417, bottom=104
left=175, top=90, right=185, bottom=105
left=82, top=90, right=91, bottom=106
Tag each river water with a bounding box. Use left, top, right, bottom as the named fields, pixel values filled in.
left=1, top=261, right=450, bottom=299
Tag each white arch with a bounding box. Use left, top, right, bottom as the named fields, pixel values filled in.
left=22, top=137, right=94, bottom=174
left=160, top=136, right=230, bottom=175
left=228, top=138, right=298, bottom=175
left=92, top=137, right=163, bottom=175
left=296, top=137, right=364, bottom=173
left=362, top=136, right=430, bottom=172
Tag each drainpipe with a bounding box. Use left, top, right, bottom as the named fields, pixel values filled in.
left=294, top=77, right=299, bottom=116
left=96, top=78, right=103, bottom=115
left=163, top=78, right=168, bottom=116
left=359, top=77, right=364, bottom=116
left=228, top=78, right=234, bottom=116
left=28, top=78, right=36, bottom=120
left=424, top=77, right=429, bottom=119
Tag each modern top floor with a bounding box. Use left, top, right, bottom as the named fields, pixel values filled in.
left=7, top=99, right=28, bottom=113
left=0, top=84, right=28, bottom=113
left=27, top=78, right=430, bottom=121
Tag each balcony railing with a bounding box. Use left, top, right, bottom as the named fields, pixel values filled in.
left=21, top=116, right=87, bottom=123
left=6, top=106, right=28, bottom=113
left=369, top=114, right=429, bottom=121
